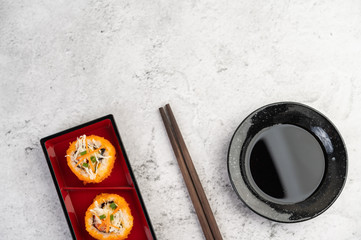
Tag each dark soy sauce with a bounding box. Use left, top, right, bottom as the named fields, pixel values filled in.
left=246, top=124, right=325, bottom=204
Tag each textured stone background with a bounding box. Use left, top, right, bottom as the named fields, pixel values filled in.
left=1, top=0, right=361, bottom=239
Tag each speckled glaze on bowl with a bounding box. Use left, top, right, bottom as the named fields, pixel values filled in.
left=227, top=102, right=347, bottom=223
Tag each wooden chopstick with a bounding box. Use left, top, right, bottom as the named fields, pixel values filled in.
left=159, top=104, right=223, bottom=240
left=159, top=107, right=214, bottom=240
left=164, top=104, right=223, bottom=240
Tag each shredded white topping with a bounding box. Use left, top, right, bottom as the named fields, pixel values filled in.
left=90, top=200, right=129, bottom=233
left=67, top=135, right=109, bottom=178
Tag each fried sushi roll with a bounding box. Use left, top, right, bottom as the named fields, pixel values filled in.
left=85, top=193, right=134, bottom=240
left=66, top=135, right=116, bottom=184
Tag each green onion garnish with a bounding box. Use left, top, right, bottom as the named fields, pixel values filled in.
left=99, top=214, right=106, bottom=220
left=82, top=163, right=89, bottom=168
left=110, top=203, right=117, bottom=210
left=110, top=214, right=114, bottom=221
left=90, top=156, right=96, bottom=163
left=80, top=151, right=87, bottom=155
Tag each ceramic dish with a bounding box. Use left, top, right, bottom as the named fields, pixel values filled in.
left=227, top=102, right=347, bottom=223
left=40, top=115, right=157, bottom=239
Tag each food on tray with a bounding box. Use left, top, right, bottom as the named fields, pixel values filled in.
left=85, top=193, right=134, bottom=240
left=66, top=135, right=116, bottom=184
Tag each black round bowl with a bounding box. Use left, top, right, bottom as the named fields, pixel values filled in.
left=227, top=102, right=347, bottom=223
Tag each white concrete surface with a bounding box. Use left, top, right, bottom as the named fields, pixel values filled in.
left=1, top=0, right=361, bottom=239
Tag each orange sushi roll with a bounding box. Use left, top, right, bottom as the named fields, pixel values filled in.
left=85, top=193, right=134, bottom=240
left=66, top=135, right=116, bottom=184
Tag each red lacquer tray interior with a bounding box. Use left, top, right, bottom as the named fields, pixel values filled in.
left=40, top=115, right=156, bottom=240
